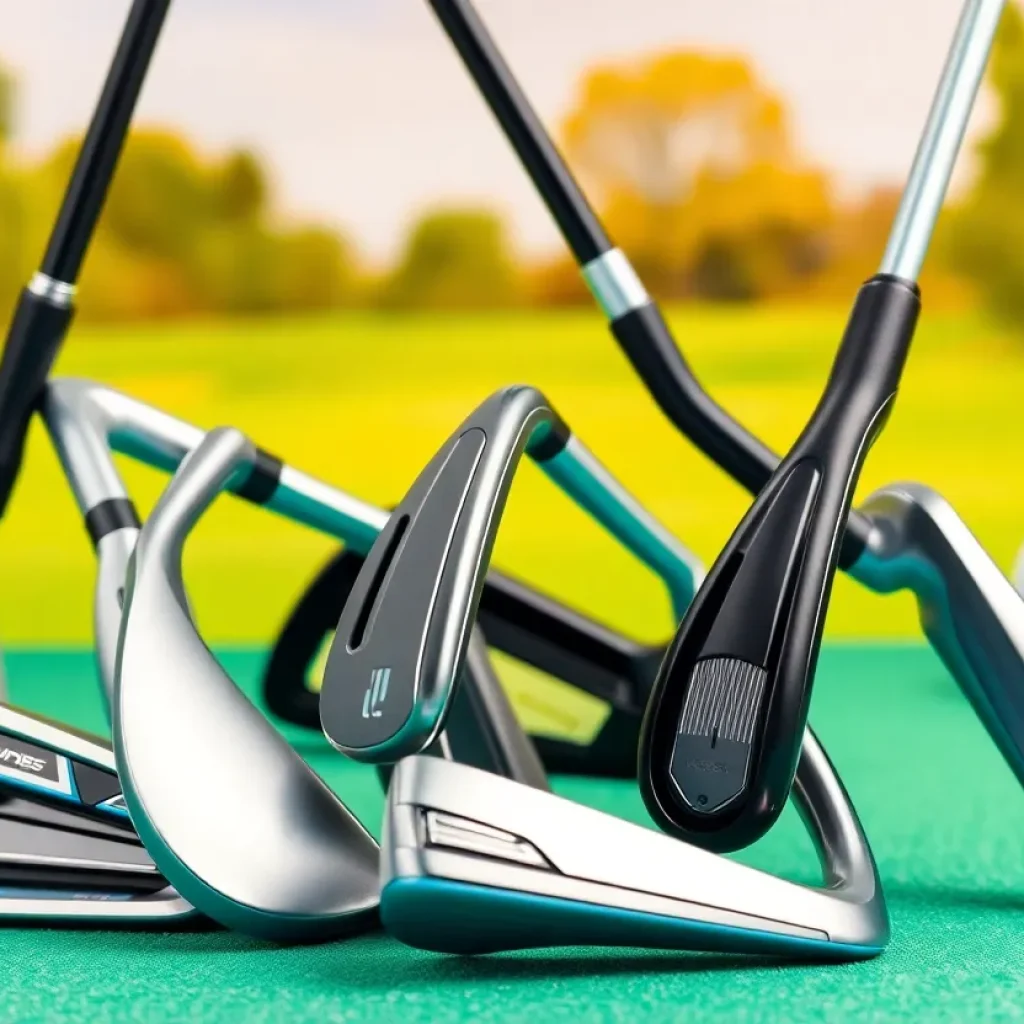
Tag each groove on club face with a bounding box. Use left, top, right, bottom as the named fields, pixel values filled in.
left=115, top=427, right=381, bottom=941
left=640, top=277, right=921, bottom=852
left=378, top=736, right=889, bottom=959
left=320, top=384, right=699, bottom=764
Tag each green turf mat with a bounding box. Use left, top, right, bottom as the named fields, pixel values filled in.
left=0, top=643, right=1021, bottom=1023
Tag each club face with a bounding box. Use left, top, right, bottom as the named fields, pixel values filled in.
left=855, top=483, right=1024, bottom=788
left=115, top=428, right=380, bottom=941
left=380, top=756, right=887, bottom=959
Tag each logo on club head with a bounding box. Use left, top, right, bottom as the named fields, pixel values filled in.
left=362, top=668, right=391, bottom=719
left=0, top=748, right=47, bottom=774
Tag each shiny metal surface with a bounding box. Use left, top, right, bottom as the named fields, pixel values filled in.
left=26, top=272, right=76, bottom=307
left=580, top=249, right=651, bottom=320
left=320, top=385, right=703, bottom=762
left=381, top=730, right=888, bottom=957
left=880, top=0, right=1005, bottom=280
left=39, top=377, right=397, bottom=713
left=114, top=427, right=380, bottom=941
left=44, top=378, right=386, bottom=548
left=852, top=482, right=1024, bottom=787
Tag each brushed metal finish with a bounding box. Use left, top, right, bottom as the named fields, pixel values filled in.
left=852, top=482, right=1024, bottom=787
left=381, top=729, right=888, bottom=957
left=114, top=428, right=380, bottom=941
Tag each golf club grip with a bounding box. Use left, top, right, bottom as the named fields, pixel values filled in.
left=639, top=276, right=920, bottom=851
left=610, top=306, right=874, bottom=570
left=0, top=290, right=74, bottom=518
left=427, top=0, right=609, bottom=262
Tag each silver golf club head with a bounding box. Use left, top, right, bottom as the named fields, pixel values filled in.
left=114, top=427, right=380, bottom=942
left=854, top=482, right=1024, bottom=786
left=0, top=704, right=194, bottom=923
left=319, top=384, right=703, bottom=763
left=381, top=727, right=888, bottom=960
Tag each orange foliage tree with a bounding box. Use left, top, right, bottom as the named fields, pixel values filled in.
left=560, top=51, right=835, bottom=301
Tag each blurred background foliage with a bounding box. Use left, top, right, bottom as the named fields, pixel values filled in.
left=2, top=7, right=1024, bottom=648
left=8, top=4, right=1024, bottom=323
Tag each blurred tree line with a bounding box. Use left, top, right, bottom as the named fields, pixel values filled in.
left=2, top=3, right=1023, bottom=325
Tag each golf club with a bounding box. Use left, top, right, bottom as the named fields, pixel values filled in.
left=311, top=388, right=886, bottom=960
left=115, top=428, right=383, bottom=941
left=638, top=0, right=1005, bottom=851
left=378, top=731, right=887, bottom=960
left=421, top=0, right=1024, bottom=801
left=0, top=0, right=702, bottom=787
left=0, top=704, right=194, bottom=923
left=318, top=385, right=701, bottom=763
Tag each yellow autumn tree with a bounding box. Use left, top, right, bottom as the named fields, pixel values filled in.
left=561, top=52, right=834, bottom=300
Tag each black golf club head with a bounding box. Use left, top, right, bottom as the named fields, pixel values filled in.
left=319, top=385, right=698, bottom=764
left=637, top=0, right=1001, bottom=851
left=425, top=0, right=1024, bottom=808
left=640, top=278, right=918, bottom=851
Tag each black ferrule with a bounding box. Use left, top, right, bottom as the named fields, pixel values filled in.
left=0, top=289, right=75, bottom=518
left=526, top=412, right=571, bottom=463
left=234, top=448, right=283, bottom=506
left=610, top=301, right=873, bottom=569
left=42, top=0, right=172, bottom=282
left=85, top=498, right=141, bottom=547
left=428, top=0, right=610, bottom=263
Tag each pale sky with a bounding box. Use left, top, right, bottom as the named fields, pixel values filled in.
left=0, top=0, right=997, bottom=263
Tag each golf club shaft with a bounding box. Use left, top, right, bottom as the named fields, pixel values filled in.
left=880, top=0, right=1006, bottom=281
left=426, top=0, right=876, bottom=566
left=0, top=0, right=172, bottom=519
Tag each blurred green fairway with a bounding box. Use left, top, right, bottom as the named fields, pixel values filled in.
left=1, top=302, right=1020, bottom=649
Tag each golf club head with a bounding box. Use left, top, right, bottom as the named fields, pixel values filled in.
left=263, top=546, right=663, bottom=778
left=114, top=427, right=380, bottom=942
left=0, top=704, right=195, bottom=923
left=855, top=482, right=1024, bottom=787
left=380, top=726, right=888, bottom=959
left=319, top=385, right=699, bottom=765
left=640, top=277, right=920, bottom=852
left=426, top=0, right=1024, bottom=808
left=42, top=377, right=548, bottom=791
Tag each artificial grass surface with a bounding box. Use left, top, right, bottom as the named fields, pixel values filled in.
left=0, top=643, right=1020, bottom=1023
left=1, top=304, right=1022, bottom=648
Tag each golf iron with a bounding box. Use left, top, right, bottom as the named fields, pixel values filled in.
left=638, top=0, right=1007, bottom=851
left=315, top=390, right=888, bottom=961
left=417, top=0, right=1024, bottom=806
